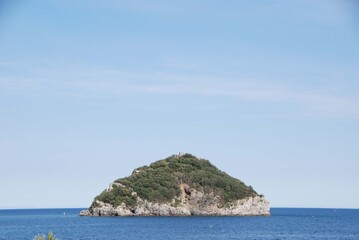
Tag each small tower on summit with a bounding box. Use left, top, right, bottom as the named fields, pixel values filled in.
left=178, top=152, right=186, bottom=157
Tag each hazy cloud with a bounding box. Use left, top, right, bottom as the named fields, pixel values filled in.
left=1, top=65, right=358, bottom=119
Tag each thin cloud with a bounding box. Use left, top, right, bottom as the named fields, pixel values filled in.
left=137, top=79, right=359, bottom=118
left=1, top=65, right=358, bottom=119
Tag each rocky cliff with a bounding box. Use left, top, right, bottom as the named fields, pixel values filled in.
left=80, top=153, right=270, bottom=216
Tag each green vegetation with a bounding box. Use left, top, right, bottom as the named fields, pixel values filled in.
left=96, top=184, right=137, bottom=207
left=95, top=153, right=257, bottom=207
left=33, top=232, right=59, bottom=240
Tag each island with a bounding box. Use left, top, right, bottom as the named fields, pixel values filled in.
left=80, top=153, right=270, bottom=216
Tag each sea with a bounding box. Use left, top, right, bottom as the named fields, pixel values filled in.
left=0, top=208, right=358, bottom=240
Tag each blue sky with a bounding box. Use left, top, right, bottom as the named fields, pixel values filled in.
left=0, top=0, right=358, bottom=209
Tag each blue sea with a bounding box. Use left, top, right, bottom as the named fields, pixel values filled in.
left=0, top=208, right=358, bottom=239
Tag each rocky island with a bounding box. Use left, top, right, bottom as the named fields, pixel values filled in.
left=80, top=153, right=270, bottom=216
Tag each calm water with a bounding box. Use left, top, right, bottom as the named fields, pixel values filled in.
left=0, top=208, right=358, bottom=239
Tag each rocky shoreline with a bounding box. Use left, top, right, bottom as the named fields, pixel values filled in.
left=80, top=188, right=270, bottom=217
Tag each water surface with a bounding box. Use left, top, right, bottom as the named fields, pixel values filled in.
left=0, top=208, right=358, bottom=239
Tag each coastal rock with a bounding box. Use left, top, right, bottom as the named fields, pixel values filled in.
left=80, top=195, right=269, bottom=216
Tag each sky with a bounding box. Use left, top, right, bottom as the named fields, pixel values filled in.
left=0, top=0, right=359, bottom=209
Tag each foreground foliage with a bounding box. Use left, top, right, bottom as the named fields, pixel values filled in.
left=95, top=154, right=257, bottom=207
left=33, top=232, right=58, bottom=240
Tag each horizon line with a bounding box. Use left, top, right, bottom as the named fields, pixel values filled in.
left=1, top=206, right=358, bottom=211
